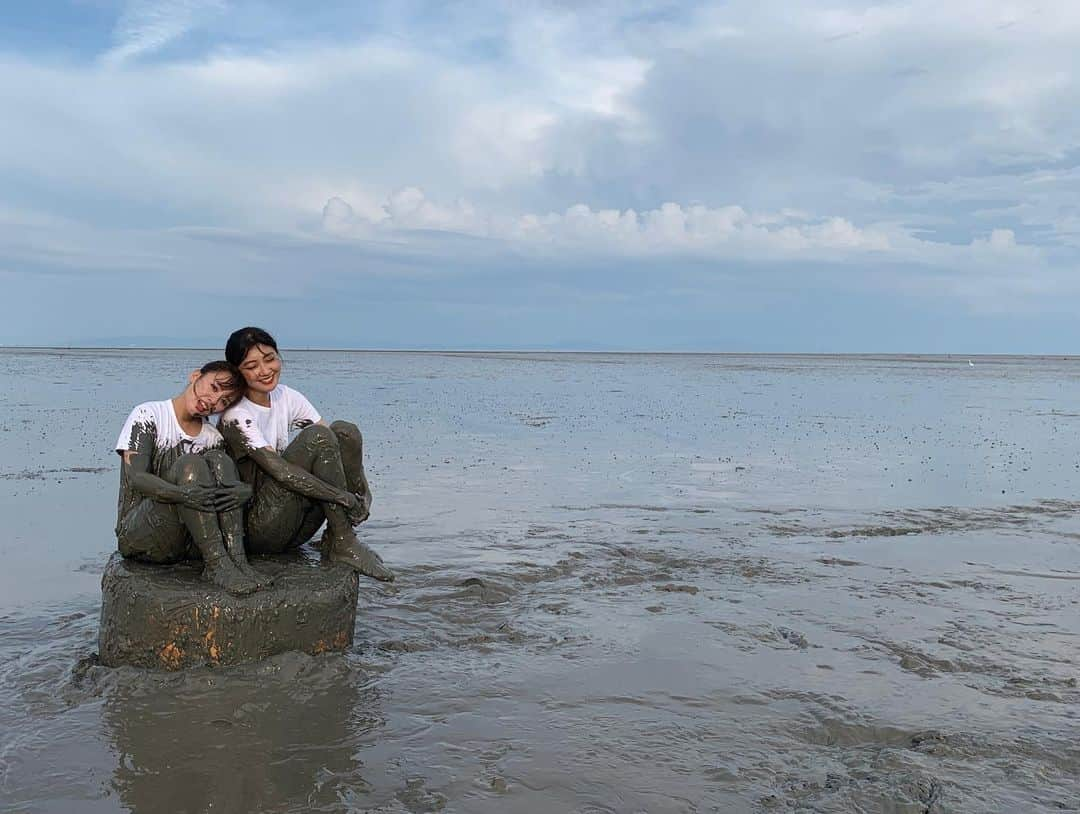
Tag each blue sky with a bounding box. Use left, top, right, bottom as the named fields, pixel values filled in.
left=2, top=0, right=1078, bottom=351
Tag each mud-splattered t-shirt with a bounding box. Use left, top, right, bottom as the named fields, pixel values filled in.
left=114, top=400, right=225, bottom=529
left=220, top=385, right=321, bottom=457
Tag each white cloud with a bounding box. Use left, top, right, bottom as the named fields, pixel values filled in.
left=317, top=188, right=1053, bottom=267
left=1, top=0, right=1079, bottom=338
left=104, top=0, right=226, bottom=66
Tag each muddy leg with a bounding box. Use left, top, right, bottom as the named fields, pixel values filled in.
left=283, top=424, right=354, bottom=538
left=116, top=500, right=189, bottom=563
left=284, top=424, right=393, bottom=582
left=203, top=450, right=272, bottom=587
left=291, top=502, right=327, bottom=550
left=330, top=420, right=372, bottom=524
left=170, top=454, right=259, bottom=596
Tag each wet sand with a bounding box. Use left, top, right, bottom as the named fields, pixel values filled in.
left=1, top=349, right=1078, bottom=812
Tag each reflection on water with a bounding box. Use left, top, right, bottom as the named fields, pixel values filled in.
left=1, top=351, right=1079, bottom=811
left=104, top=655, right=377, bottom=814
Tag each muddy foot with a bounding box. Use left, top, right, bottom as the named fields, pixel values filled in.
left=223, top=542, right=275, bottom=588
left=203, top=556, right=261, bottom=596
left=232, top=555, right=275, bottom=588
left=324, top=535, right=394, bottom=582
left=243, top=563, right=275, bottom=588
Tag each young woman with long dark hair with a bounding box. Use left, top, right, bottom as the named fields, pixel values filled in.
left=219, top=327, right=393, bottom=581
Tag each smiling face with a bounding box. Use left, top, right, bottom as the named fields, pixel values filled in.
left=238, top=343, right=282, bottom=398
left=185, top=370, right=241, bottom=417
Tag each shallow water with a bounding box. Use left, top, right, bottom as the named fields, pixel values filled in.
left=1, top=349, right=1078, bottom=812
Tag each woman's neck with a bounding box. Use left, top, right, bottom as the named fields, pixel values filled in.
left=171, top=394, right=201, bottom=432
left=247, top=388, right=272, bottom=408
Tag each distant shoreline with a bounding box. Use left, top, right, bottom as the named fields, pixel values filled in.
left=1, top=346, right=1077, bottom=359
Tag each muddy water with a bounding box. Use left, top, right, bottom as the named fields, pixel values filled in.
left=1, top=349, right=1078, bottom=812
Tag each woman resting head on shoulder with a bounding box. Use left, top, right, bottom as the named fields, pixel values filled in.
left=219, top=327, right=393, bottom=582
left=115, top=360, right=267, bottom=596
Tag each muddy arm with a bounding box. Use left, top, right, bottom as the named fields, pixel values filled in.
left=249, top=447, right=353, bottom=507
left=122, top=450, right=216, bottom=510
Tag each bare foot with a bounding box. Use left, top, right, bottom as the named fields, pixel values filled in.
left=203, top=555, right=260, bottom=596
left=231, top=553, right=275, bottom=588
left=222, top=536, right=275, bottom=588
left=324, top=533, right=394, bottom=582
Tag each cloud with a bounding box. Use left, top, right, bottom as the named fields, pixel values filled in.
left=104, top=0, right=226, bottom=66
left=314, top=186, right=1054, bottom=279
left=319, top=188, right=897, bottom=257
left=1, top=0, right=1079, bottom=347
left=7, top=1, right=1078, bottom=232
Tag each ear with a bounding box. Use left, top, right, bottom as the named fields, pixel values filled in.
left=188, top=370, right=201, bottom=385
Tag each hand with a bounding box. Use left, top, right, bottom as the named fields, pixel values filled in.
left=177, top=484, right=220, bottom=512
left=344, top=491, right=371, bottom=525
left=214, top=481, right=252, bottom=512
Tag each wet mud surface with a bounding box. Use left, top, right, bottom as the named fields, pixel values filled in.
left=98, top=552, right=359, bottom=669
left=1, top=349, right=1079, bottom=812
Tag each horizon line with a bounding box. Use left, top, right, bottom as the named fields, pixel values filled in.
left=1, top=345, right=1078, bottom=358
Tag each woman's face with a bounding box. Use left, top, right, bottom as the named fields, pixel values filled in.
left=186, top=370, right=239, bottom=417
left=238, top=343, right=282, bottom=396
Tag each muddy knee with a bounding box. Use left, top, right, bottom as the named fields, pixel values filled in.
left=202, top=448, right=239, bottom=480
left=171, top=453, right=212, bottom=484
left=202, top=448, right=231, bottom=467
left=330, top=420, right=362, bottom=449
left=298, top=423, right=339, bottom=450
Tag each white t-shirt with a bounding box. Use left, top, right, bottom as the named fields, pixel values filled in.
left=115, top=400, right=225, bottom=526
left=115, top=400, right=224, bottom=466
left=220, top=384, right=321, bottom=455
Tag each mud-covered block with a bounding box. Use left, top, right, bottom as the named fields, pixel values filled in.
left=98, top=552, right=359, bottom=670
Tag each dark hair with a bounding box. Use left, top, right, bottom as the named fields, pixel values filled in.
left=225, top=327, right=278, bottom=367
left=199, top=360, right=244, bottom=391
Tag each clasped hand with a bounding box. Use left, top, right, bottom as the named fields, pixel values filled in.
left=177, top=481, right=253, bottom=512
left=342, top=490, right=372, bottom=525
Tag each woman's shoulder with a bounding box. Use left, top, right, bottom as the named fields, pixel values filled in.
left=117, top=400, right=172, bottom=451
left=277, top=384, right=321, bottom=421
left=123, top=400, right=169, bottom=424
left=222, top=396, right=257, bottom=421
left=276, top=384, right=317, bottom=410
left=276, top=383, right=306, bottom=400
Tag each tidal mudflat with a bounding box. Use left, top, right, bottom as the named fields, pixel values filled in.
left=1, top=349, right=1078, bottom=812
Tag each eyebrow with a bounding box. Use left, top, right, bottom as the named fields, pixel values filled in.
left=241, top=351, right=276, bottom=366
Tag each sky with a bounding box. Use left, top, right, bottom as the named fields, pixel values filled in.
left=1, top=0, right=1079, bottom=351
